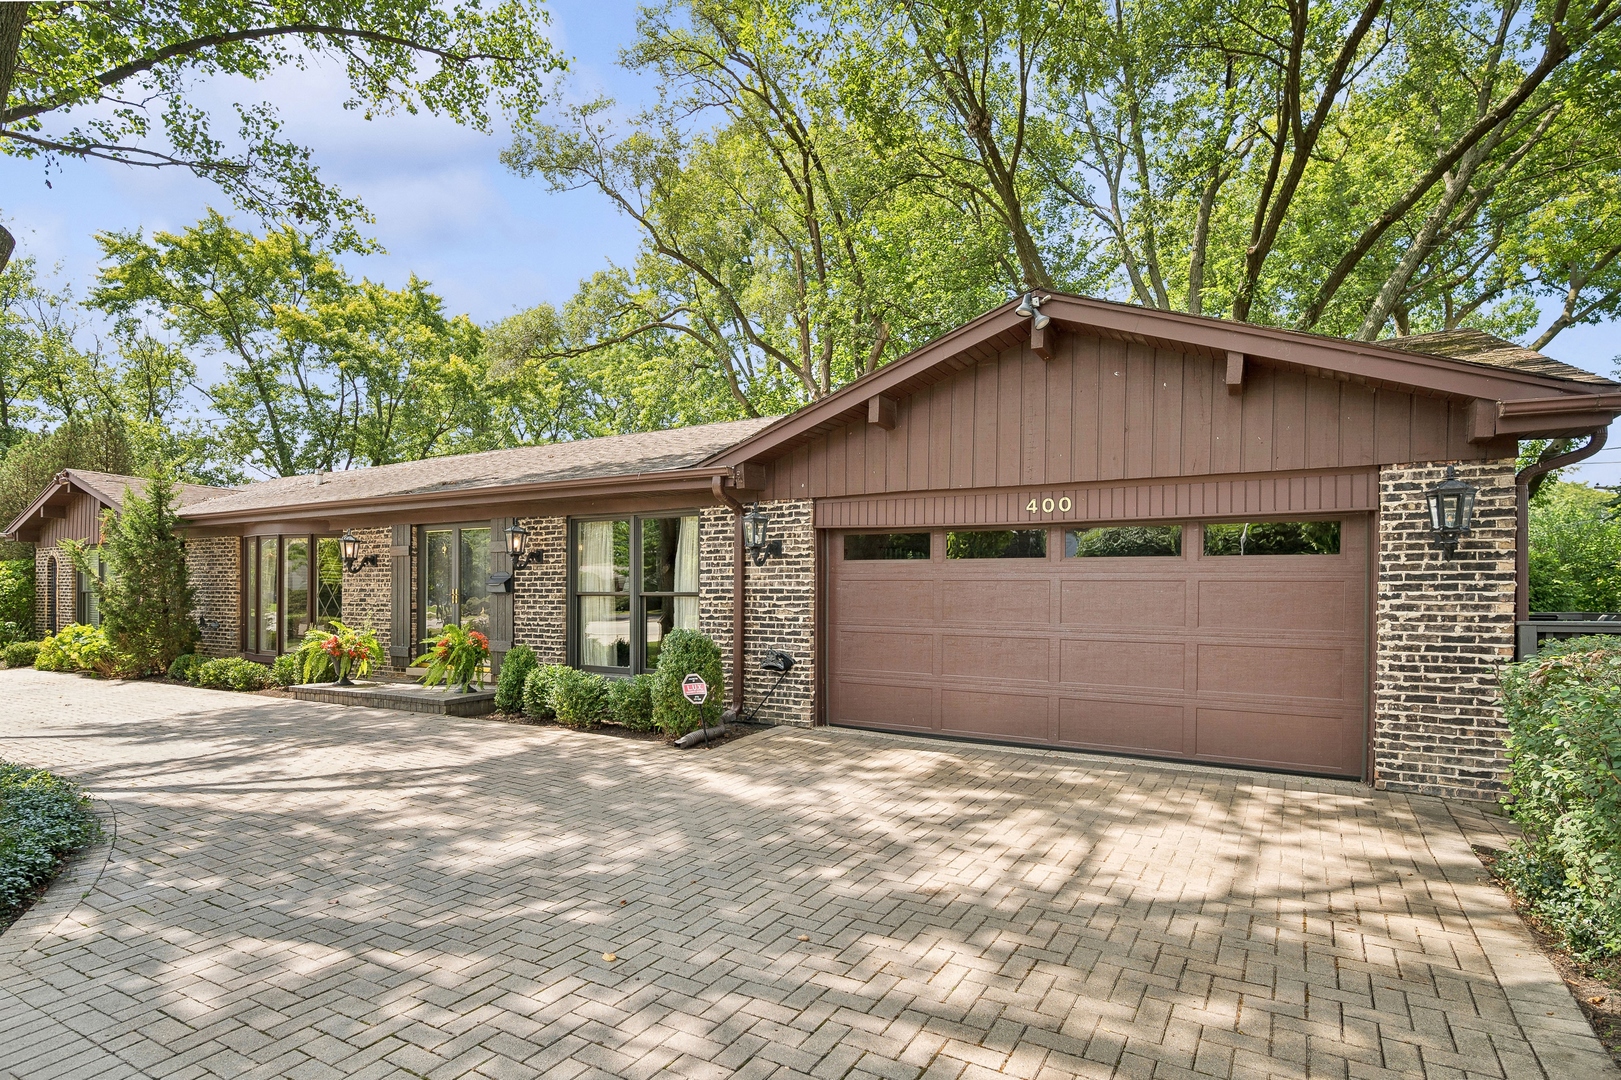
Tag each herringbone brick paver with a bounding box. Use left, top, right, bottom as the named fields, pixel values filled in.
left=0, top=671, right=1611, bottom=1079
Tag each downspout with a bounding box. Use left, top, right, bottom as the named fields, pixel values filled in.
left=711, top=475, right=746, bottom=718
left=1513, top=428, right=1608, bottom=620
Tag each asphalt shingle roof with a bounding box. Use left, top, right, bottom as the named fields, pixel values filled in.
left=183, top=417, right=781, bottom=518
left=1386, top=328, right=1615, bottom=386
left=66, top=470, right=233, bottom=511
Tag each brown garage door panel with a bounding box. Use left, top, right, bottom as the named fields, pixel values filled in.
left=1197, top=579, right=1350, bottom=632
left=1058, top=699, right=1185, bottom=754
left=830, top=679, right=935, bottom=731
left=1059, top=579, right=1188, bottom=628
left=942, top=635, right=1050, bottom=681
left=1060, top=639, right=1186, bottom=689
left=941, top=690, right=1048, bottom=741
left=836, top=630, right=936, bottom=675
left=1194, top=707, right=1360, bottom=772
left=1196, top=644, right=1350, bottom=702
left=943, top=580, right=1052, bottom=625
left=836, top=578, right=936, bottom=619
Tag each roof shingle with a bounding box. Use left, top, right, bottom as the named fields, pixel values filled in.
left=1386, top=328, right=1615, bottom=386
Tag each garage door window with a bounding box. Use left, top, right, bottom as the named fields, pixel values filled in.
left=1065, top=525, right=1182, bottom=558
left=1204, top=520, right=1340, bottom=556
left=946, top=530, right=1047, bottom=559
left=844, top=532, right=930, bottom=560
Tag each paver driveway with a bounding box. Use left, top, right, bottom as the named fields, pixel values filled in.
left=0, top=671, right=1612, bottom=1080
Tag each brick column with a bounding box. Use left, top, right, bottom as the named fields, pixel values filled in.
left=184, top=536, right=240, bottom=657
left=513, top=516, right=567, bottom=663
left=1374, top=459, right=1518, bottom=800
left=340, top=526, right=395, bottom=655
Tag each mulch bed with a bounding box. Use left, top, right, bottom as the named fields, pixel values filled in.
left=1474, top=844, right=1621, bottom=1065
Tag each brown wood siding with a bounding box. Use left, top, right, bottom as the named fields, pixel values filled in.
left=814, top=469, right=1376, bottom=529
left=765, top=333, right=1513, bottom=501
left=37, top=493, right=106, bottom=547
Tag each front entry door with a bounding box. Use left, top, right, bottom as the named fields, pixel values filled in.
left=422, top=526, right=491, bottom=639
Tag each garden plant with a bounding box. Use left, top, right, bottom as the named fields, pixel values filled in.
left=494, top=644, right=537, bottom=712
left=4, top=640, right=41, bottom=669
left=297, top=621, right=384, bottom=685
left=650, top=629, right=724, bottom=737
left=0, top=758, right=101, bottom=928
left=414, top=624, right=490, bottom=693
left=193, top=657, right=273, bottom=692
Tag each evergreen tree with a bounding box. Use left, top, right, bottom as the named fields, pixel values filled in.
left=90, top=466, right=198, bottom=673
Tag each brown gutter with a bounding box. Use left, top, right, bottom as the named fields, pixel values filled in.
left=1499, top=391, right=1621, bottom=418
left=1515, top=429, right=1608, bottom=620
left=711, top=475, right=746, bottom=717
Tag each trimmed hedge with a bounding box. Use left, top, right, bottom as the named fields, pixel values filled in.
left=167, top=653, right=205, bottom=683
left=268, top=653, right=303, bottom=688
left=552, top=668, right=609, bottom=728
left=495, top=645, right=537, bottom=713
left=3, top=640, right=41, bottom=670
left=194, top=657, right=273, bottom=692
left=1499, top=636, right=1621, bottom=959
left=608, top=673, right=657, bottom=731
left=652, top=629, right=724, bottom=737
left=522, top=664, right=568, bottom=719
left=0, top=759, right=101, bottom=923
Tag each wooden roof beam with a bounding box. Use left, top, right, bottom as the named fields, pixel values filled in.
left=868, top=394, right=898, bottom=431
left=1225, top=351, right=1245, bottom=395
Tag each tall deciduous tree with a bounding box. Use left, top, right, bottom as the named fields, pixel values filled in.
left=0, top=0, right=566, bottom=271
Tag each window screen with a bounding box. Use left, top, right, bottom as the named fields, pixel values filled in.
left=844, top=532, right=931, bottom=560
left=1203, top=520, right=1341, bottom=556
left=945, top=530, right=1047, bottom=559
left=1066, top=525, right=1182, bottom=557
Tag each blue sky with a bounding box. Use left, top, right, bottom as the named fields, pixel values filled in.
left=3, top=1, right=1617, bottom=484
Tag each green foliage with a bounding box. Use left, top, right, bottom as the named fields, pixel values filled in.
left=1499, top=638, right=1621, bottom=959
left=412, top=624, right=490, bottom=692
left=1202, top=521, right=1340, bottom=556
left=168, top=653, right=205, bottom=684
left=651, top=629, right=724, bottom=737
left=1529, top=481, right=1621, bottom=613
left=268, top=653, right=303, bottom=688
left=34, top=624, right=113, bottom=674
left=522, top=664, right=568, bottom=719
left=295, top=621, right=382, bottom=683
left=0, top=415, right=142, bottom=560
left=550, top=668, right=610, bottom=729
left=1068, top=526, right=1182, bottom=558
left=193, top=657, right=273, bottom=692
left=0, top=560, right=33, bottom=641
left=0, top=759, right=102, bottom=923
left=495, top=645, right=537, bottom=713
left=607, top=674, right=657, bottom=731
left=71, top=466, right=198, bottom=675
left=2, top=641, right=41, bottom=669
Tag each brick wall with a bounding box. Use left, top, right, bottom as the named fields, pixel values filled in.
left=185, top=536, right=239, bottom=657
left=699, top=500, right=816, bottom=726
left=32, top=544, right=74, bottom=637
left=1374, top=458, right=1518, bottom=800
left=513, top=516, right=567, bottom=663
left=341, top=526, right=394, bottom=655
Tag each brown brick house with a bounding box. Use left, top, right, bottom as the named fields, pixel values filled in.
left=8, top=294, right=1619, bottom=798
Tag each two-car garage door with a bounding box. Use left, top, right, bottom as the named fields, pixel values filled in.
left=827, top=517, right=1368, bottom=777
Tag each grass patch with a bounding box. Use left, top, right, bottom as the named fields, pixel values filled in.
left=0, top=759, right=101, bottom=932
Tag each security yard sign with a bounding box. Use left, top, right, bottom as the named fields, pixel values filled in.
left=681, top=674, right=708, bottom=705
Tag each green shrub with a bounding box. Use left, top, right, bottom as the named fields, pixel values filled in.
left=3, top=641, right=41, bottom=669
left=495, top=644, right=537, bottom=713
left=522, top=664, right=568, bottom=719
left=608, top=674, right=656, bottom=730
left=0, top=758, right=102, bottom=921
left=268, top=653, right=303, bottom=688
left=34, top=624, right=114, bottom=674
left=1499, top=636, right=1621, bottom=959
left=194, top=657, right=273, bottom=692
left=551, top=668, right=609, bottom=728
left=167, top=653, right=205, bottom=683
left=651, top=629, right=724, bottom=737
left=0, top=559, right=33, bottom=640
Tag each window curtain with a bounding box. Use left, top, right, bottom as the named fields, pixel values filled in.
left=579, top=521, right=619, bottom=667
left=674, top=515, right=699, bottom=630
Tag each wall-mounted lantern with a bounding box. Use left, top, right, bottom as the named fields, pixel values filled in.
left=1425, top=465, right=1478, bottom=559
left=743, top=504, right=782, bottom=566
left=505, top=522, right=542, bottom=566
left=339, top=531, right=379, bottom=574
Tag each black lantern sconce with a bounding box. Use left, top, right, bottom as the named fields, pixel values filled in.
left=742, top=503, right=782, bottom=566
left=505, top=522, right=542, bottom=566
left=339, top=531, right=379, bottom=574
left=1424, top=465, right=1478, bottom=559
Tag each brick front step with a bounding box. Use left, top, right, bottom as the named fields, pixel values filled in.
left=288, top=681, right=497, bottom=716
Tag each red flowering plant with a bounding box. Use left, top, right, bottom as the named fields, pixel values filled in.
left=412, top=623, right=490, bottom=693
left=295, top=621, right=383, bottom=685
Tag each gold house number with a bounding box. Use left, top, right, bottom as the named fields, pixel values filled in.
left=1026, top=496, right=1073, bottom=515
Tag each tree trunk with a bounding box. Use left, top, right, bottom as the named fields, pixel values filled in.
left=0, top=3, right=27, bottom=274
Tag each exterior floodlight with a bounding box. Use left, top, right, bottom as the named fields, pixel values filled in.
left=1424, top=465, right=1478, bottom=559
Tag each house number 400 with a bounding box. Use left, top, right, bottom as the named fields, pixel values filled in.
left=1026, top=496, right=1072, bottom=515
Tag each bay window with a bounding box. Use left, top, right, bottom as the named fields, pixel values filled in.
left=573, top=514, right=699, bottom=673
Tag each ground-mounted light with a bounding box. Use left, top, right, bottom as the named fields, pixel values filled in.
left=1425, top=465, right=1478, bottom=559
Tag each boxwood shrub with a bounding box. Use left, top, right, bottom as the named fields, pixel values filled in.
left=522, top=664, right=568, bottom=719
left=1498, top=636, right=1621, bottom=959
left=608, top=673, right=657, bottom=731
left=3, top=640, right=41, bottom=670
left=194, top=657, right=273, bottom=692
left=268, top=653, right=303, bottom=688
left=651, top=629, right=724, bottom=737
left=0, top=759, right=101, bottom=924
left=552, top=668, right=609, bottom=728
left=167, top=653, right=205, bottom=683
left=495, top=644, right=537, bottom=713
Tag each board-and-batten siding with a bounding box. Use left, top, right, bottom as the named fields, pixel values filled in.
left=36, top=492, right=106, bottom=547
left=764, top=332, right=1513, bottom=503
